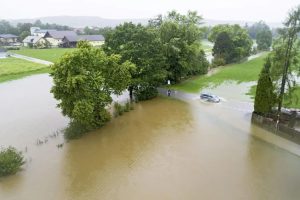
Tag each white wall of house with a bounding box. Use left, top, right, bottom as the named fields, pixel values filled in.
left=45, top=37, right=62, bottom=47
left=0, top=38, right=17, bottom=43
left=23, top=38, right=48, bottom=47
left=89, top=41, right=104, bottom=46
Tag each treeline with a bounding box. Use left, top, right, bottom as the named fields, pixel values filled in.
left=0, top=19, right=72, bottom=40
left=51, top=11, right=209, bottom=136
left=81, top=26, right=113, bottom=38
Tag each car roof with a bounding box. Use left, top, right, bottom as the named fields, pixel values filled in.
left=201, top=93, right=213, bottom=96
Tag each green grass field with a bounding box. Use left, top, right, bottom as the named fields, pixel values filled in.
left=171, top=53, right=268, bottom=93
left=0, top=57, right=50, bottom=83
left=10, top=48, right=75, bottom=62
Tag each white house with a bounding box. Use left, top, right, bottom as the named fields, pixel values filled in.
left=23, top=36, right=48, bottom=47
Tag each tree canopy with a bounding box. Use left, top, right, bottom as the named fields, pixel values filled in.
left=104, top=22, right=167, bottom=100
left=51, top=41, right=135, bottom=128
left=212, top=31, right=235, bottom=64
left=210, top=24, right=253, bottom=65
left=159, top=11, right=209, bottom=82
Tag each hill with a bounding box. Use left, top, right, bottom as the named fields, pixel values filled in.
left=6, top=16, right=282, bottom=28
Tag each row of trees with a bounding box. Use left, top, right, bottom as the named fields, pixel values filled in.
left=51, top=11, right=209, bottom=131
left=254, top=6, right=300, bottom=116
left=82, top=26, right=113, bottom=38
left=0, top=20, right=72, bottom=40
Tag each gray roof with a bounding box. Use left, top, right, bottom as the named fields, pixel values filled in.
left=23, top=36, right=43, bottom=44
left=63, top=35, right=105, bottom=42
left=0, top=34, right=18, bottom=38
left=63, top=35, right=78, bottom=42
left=45, top=30, right=77, bottom=39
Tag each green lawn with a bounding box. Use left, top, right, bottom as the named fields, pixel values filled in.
left=10, top=48, right=75, bottom=62
left=171, top=53, right=268, bottom=93
left=0, top=57, right=50, bottom=83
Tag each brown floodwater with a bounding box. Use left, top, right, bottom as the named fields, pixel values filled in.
left=1, top=75, right=300, bottom=200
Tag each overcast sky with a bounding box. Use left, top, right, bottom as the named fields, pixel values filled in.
left=1, top=0, right=299, bottom=22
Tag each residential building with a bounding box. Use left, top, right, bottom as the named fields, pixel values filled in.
left=44, top=30, right=77, bottom=47
left=0, top=34, right=18, bottom=45
left=23, top=36, right=48, bottom=47
left=62, top=34, right=105, bottom=47
left=78, top=35, right=105, bottom=46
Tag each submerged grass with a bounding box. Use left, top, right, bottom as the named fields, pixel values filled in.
left=171, top=53, right=268, bottom=93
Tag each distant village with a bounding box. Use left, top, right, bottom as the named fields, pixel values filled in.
left=0, top=27, right=105, bottom=48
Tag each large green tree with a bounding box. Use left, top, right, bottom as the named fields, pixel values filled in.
left=51, top=41, right=135, bottom=128
left=255, top=22, right=272, bottom=50
left=159, top=11, right=209, bottom=82
left=209, top=24, right=253, bottom=65
left=104, top=22, right=167, bottom=100
left=212, top=31, right=235, bottom=64
left=254, top=57, right=276, bottom=115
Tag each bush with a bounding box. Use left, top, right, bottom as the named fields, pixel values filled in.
left=0, top=147, right=25, bottom=177
left=113, top=102, right=125, bottom=117
left=3, top=46, right=20, bottom=51
left=134, top=86, right=158, bottom=101
left=124, top=101, right=131, bottom=112
left=211, top=56, right=226, bottom=67
left=113, top=101, right=134, bottom=117
left=64, top=121, right=90, bottom=140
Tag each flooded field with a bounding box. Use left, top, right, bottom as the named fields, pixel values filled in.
left=1, top=75, right=300, bottom=200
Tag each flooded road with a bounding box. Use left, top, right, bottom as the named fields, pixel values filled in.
left=1, top=75, right=300, bottom=200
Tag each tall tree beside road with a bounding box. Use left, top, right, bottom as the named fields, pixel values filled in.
left=159, top=11, right=209, bottom=82
left=104, top=22, right=167, bottom=100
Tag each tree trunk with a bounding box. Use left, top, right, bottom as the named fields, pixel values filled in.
left=129, top=86, right=133, bottom=101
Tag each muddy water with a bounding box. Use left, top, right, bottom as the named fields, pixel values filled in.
left=1, top=75, right=300, bottom=200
